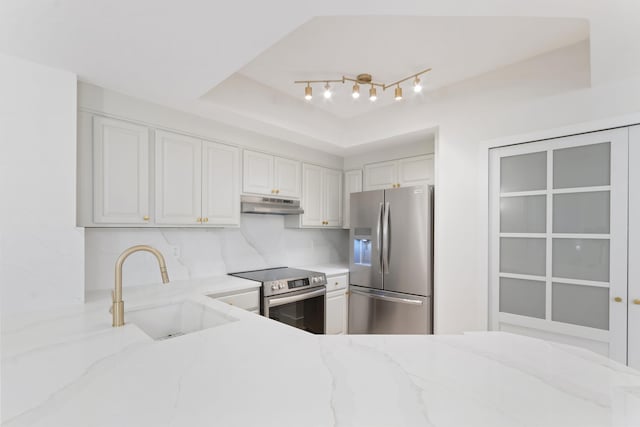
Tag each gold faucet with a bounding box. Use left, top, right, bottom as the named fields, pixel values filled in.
left=112, top=245, right=170, bottom=327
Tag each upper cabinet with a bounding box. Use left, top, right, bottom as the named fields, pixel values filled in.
left=155, top=131, right=203, bottom=225
left=155, top=130, right=240, bottom=226
left=286, top=163, right=343, bottom=228
left=343, top=170, right=363, bottom=229
left=202, top=141, right=241, bottom=225
left=243, top=150, right=301, bottom=198
left=92, top=117, right=150, bottom=224
left=363, top=154, right=434, bottom=191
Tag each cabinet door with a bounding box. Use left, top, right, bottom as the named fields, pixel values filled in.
left=202, top=141, right=240, bottom=226
left=155, top=131, right=202, bottom=224
left=93, top=117, right=150, bottom=224
left=398, top=155, right=434, bottom=188
left=243, top=150, right=274, bottom=195
left=343, top=169, right=363, bottom=229
left=629, top=125, right=640, bottom=369
left=274, top=156, right=301, bottom=198
left=323, top=168, right=343, bottom=227
left=326, top=290, right=347, bottom=334
left=301, top=164, right=323, bottom=226
left=364, top=161, right=397, bottom=190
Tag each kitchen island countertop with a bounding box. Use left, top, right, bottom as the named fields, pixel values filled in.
left=2, top=275, right=640, bottom=427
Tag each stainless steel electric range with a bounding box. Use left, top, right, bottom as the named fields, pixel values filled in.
left=229, top=267, right=327, bottom=334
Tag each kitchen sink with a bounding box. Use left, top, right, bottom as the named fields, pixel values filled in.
left=126, top=300, right=237, bottom=340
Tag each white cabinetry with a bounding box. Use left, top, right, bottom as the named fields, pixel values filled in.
left=287, top=164, right=342, bottom=228
left=325, top=274, right=348, bottom=334
left=363, top=155, right=434, bottom=191
left=155, top=131, right=202, bottom=225
left=92, top=117, right=150, bottom=224
left=243, top=150, right=301, bottom=198
left=155, top=130, right=240, bottom=226
left=343, top=169, right=363, bottom=229
left=202, top=141, right=241, bottom=225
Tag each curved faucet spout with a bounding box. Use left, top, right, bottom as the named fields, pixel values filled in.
left=112, top=245, right=170, bottom=327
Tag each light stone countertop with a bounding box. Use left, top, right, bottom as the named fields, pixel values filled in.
left=2, top=274, right=640, bottom=427
left=297, top=263, right=349, bottom=276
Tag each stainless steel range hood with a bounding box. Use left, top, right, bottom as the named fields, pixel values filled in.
left=241, top=195, right=304, bottom=215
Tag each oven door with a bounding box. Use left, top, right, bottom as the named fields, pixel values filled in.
left=263, top=286, right=325, bottom=334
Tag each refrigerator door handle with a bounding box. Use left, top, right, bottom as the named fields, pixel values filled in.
left=350, top=289, right=423, bottom=306
left=377, top=202, right=384, bottom=272
left=382, top=202, right=390, bottom=274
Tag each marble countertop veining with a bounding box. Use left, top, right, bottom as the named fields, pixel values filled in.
left=2, top=275, right=640, bottom=427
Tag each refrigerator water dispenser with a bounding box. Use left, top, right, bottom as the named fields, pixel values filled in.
left=353, top=228, right=372, bottom=266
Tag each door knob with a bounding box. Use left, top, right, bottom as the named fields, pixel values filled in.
left=614, top=296, right=623, bottom=303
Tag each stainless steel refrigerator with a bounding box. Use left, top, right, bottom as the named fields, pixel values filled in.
left=348, top=185, right=433, bottom=334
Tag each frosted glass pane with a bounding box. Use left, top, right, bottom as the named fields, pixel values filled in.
left=553, top=143, right=610, bottom=189
left=500, top=152, right=546, bottom=193
left=500, top=238, right=546, bottom=276
left=499, top=277, right=545, bottom=319
left=552, top=283, right=609, bottom=330
left=552, top=239, right=609, bottom=282
left=553, top=192, right=610, bottom=234
left=500, top=195, right=546, bottom=233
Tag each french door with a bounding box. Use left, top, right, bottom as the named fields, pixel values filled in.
left=489, top=128, right=628, bottom=364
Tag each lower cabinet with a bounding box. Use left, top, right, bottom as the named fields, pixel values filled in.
left=210, top=288, right=260, bottom=313
left=325, top=273, right=348, bottom=334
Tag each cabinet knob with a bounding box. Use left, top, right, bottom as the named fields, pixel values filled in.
left=276, top=189, right=280, bottom=194
left=203, top=217, right=209, bottom=223
left=271, top=189, right=275, bottom=194
left=196, top=217, right=202, bottom=223
left=614, top=296, right=623, bottom=303
left=143, top=215, right=150, bottom=221
left=397, top=183, right=401, bottom=187
left=634, top=299, right=640, bottom=305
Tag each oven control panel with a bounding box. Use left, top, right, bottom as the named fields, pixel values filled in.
left=263, top=273, right=326, bottom=296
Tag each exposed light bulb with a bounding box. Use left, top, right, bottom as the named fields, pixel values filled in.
left=413, top=76, right=422, bottom=93
left=369, top=86, right=377, bottom=102
left=323, top=83, right=332, bottom=99
left=394, top=85, right=403, bottom=101
left=304, top=85, right=312, bottom=100
left=352, top=83, right=360, bottom=99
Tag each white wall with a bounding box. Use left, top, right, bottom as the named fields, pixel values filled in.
left=0, top=54, right=84, bottom=314
left=85, top=215, right=348, bottom=292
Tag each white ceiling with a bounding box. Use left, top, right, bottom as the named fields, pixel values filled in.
left=2, top=1, right=639, bottom=153
left=218, top=16, right=588, bottom=119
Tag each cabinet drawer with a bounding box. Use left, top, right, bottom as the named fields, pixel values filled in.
left=326, top=274, right=348, bottom=292
left=214, top=290, right=260, bottom=310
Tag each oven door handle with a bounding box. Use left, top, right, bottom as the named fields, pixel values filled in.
left=267, top=287, right=326, bottom=308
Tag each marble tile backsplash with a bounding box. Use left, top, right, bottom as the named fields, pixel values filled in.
left=85, top=214, right=349, bottom=291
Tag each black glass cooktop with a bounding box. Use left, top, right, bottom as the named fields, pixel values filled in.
left=229, top=267, right=317, bottom=283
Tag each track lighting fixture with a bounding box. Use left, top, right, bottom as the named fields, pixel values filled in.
left=352, top=83, right=360, bottom=99
left=394, top=85, right=403, bottom=101
left=323, top=82, right=332, bottom=99
left=369, top=85, right=377, bottom=102
left=413, top=76, right=422, bottom=93
left=294, top=68, right=430, bottom=103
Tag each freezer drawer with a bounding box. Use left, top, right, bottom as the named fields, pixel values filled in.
left=348, top=286, right=432, bottom=334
